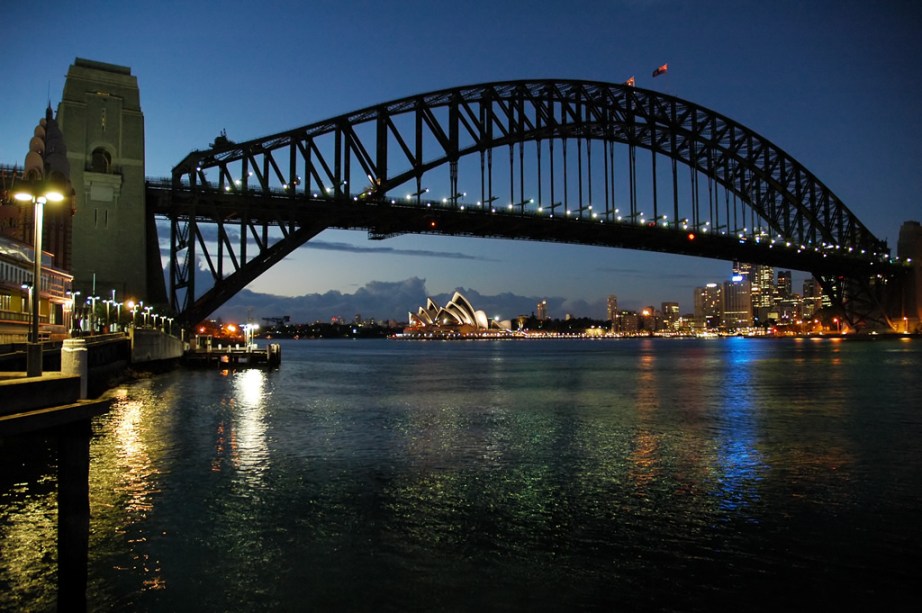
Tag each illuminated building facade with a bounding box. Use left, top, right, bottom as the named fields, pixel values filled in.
left=721, top=278, right=752, bottom=330
left=0, top=235, right=73, bottom=342
left=802, top=278, right=822, bottom=319
left=694, top=283, right=721, bottom=330
left=776, top=270, right=792, bottom=300
left=661, top=302, right=679, bottom=331
left=537, top=299, right=548, bottom=321
left=606, top=295, right=618, bottom=321
left=405, top=291, right=510, bottom=337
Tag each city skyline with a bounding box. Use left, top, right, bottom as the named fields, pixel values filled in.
left=1, top=1, right=920, bottom=314
left=214, top=260, right=809, bottom=325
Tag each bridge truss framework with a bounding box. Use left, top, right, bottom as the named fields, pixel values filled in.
left=149, top=79, right=907, bottom=328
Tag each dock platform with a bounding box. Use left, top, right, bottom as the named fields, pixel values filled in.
left=182, top=343, right=281, bottom=369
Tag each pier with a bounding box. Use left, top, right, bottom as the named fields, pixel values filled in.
left=182, top=341, right=281, bottom=368
left=1, top=366, right=110, bottom=613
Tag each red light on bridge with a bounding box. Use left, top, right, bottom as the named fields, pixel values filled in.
left=687, top=232, right=696, bottom=240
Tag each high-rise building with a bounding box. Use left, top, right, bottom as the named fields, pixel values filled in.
left=777, top=270, right=792, bottom=300
left=606, top=295, right=618, bottom=321
left=802, top=278, right=822, bottom=319
left=536, top=299, right=548, bottom=321
left=721, top=278, right=752, bottom=329
left=619, top=311, right=639, bottom=334
left=736, top=261, right=774, bottom=322
left=661, top=302, right=679, bottom=330
left=640, top=305, right=657, bottom=332
left=732, top=261, right=752, bottom=281
left=694, top=284, right=722, bottom=330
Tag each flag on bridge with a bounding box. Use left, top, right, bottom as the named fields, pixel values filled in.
left=652, top=63, right=668, bottom=77
left=625, top=76, right=635, bottom=87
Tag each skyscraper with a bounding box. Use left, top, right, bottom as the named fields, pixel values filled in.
left=777, top=270, right=792, bottom=300
left=735, top=261, right=774, bottom=321
left=802, top=278, right=822, bottom=319
left=607, top=295, right=618, bottom=321
left=722, top=278, right=752, bottom=330
left=661, top=302, right=679, bottom=331
left=694, top=284, right=722, bottom=330
left=536, top=299, right=548, bottom=321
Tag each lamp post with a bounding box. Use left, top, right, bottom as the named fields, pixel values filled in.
left=14, top=108, right=71, bottom=375
left=103, top=299, right=112, bottom=331
left=13, top=185, right=64, bottom=376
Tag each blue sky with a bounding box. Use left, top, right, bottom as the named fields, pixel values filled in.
left=2, top=0, right=920, bottom=318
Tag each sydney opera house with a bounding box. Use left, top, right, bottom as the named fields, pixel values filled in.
left=403, top=292, right=511, bottom=338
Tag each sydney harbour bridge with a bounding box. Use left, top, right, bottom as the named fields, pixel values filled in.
left=140, top=78, right=910, bottom=330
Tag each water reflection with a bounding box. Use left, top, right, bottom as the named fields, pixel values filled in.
left=5, top=339, right=918, bottom=610
left=90, top=384, right=167, bottom=595
left=0, top=443, right=58, bottom=610
left=711, top=341, right=765, bottom=514
left=212, top=370, right=270, bottom=481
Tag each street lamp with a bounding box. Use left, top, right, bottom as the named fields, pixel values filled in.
left=103, top=299, right=112, bottom=331
left=13, top=182, right=65, bottom=377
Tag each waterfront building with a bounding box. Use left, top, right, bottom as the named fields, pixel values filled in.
left=735, top=261, right=775, bottom=323
left=405, top=291, right=510, bottom=337
left=618, top=310, right=639, bottom=334
left=640, top=305, right=657, bottom=332
left=721, top=278, right=752, bottom=330
left=661, top=302, right=679, bottom=331
left=694, top=283, right=721, bottom=330
left=0, top=235, right=73, bottom=343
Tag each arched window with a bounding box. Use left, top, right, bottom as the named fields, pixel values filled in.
left=90, top=148, right=111, bottom=173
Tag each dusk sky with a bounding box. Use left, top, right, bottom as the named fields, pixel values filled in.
left=2, top=1, right=920, bottom=319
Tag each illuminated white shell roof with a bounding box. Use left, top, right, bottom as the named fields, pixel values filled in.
left=408, top=291, right=497, bottom=330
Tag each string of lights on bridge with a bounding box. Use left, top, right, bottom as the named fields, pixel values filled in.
left=201, top=171, right=911, bottom=268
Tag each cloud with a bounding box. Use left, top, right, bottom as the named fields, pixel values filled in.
left=303, top=240, right=497, bottom=261
left=156, top=235, right=497, bottom=271
left=211, top=277, right=603, bottom=323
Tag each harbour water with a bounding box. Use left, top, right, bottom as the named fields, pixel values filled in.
left=2, top=337, right=921, bottom=610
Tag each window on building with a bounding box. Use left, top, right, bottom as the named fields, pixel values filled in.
left=91, top=147, right=112, bottom=173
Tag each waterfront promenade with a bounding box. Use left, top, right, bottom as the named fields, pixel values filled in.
left=0, top=329, right=182, bottom=611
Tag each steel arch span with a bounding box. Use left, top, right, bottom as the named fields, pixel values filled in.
left=152, top=79, right=905, bottom=328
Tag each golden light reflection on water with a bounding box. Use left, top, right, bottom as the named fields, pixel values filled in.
left=90, top=384, right=166, bottom=593
left=0, top=468, right=58, bottom=609
left=213, top=370, right=270, bottom=484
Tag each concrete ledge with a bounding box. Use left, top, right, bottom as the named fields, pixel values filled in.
left=0, top=373, right=81, bottom=415
left=132, top=329, right=183, bottom=363
left=0, top=398, right=111, bottom=435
